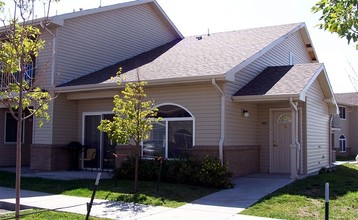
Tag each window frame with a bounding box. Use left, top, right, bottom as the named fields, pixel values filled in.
left=339, top=135, right=347, bottom=152
left=142, top=103, right=195, bottom=159
left=4, top=112, right=25, bottom=144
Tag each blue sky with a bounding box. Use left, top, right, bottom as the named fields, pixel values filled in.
left=3, top=0, right=358, bottom=93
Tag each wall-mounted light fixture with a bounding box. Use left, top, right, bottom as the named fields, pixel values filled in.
left=242, top=109, right=249, bottom=118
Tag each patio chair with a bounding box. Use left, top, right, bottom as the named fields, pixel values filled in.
left=82, top=148, right=96, bottom=171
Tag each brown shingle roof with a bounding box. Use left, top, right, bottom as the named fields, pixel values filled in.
left=335, top=92, right=358, bottom=106
left=234, top=63, right=323, bottom=97
left=59, top=23, right=303, bottom=87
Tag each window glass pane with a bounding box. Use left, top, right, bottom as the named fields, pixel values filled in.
left=5, top=113, right=18, bottom=142
left=143, top=122, right=166, bottom=158
left=168, top=121, right=193, bottom=158
left=5, top=113, right=24, bottom=143
left=84, top=115, right=101, bottom=169
left=277, top=114, right=291, bottom=123
left=157, top=105, right=191, bottom=118
left=339, top=107, right=346, bottom=119
left=103, top=114, right=115, bottom=169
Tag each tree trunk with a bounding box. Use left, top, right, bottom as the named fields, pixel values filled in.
left=15, top=70, right=24, bottom=220
left=134, top=153, right=139, bottom=193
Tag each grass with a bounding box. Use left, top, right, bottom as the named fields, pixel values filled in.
left=241, top=163, right=358, bottom=220
left=0, top=172, right=218, bottom=208
left=0, top=209, right=109, bottom=220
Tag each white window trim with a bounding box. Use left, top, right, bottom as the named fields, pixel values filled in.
left=144, top=103, right=196, bottom=159
left=82, top=111, right=113, bottom=170
left=339, top=135, right=347, bottom=152
left=4, top=112, right=25, bottom=144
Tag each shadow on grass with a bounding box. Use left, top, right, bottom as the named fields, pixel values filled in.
left=0, top=171, right=217, bottom=207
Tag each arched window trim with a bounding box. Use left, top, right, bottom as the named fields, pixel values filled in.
left=154, top=103, right=195, bottom=119
left=339, top=134, right=347, bottom=152
left=143, top=103, right=196, bottom=159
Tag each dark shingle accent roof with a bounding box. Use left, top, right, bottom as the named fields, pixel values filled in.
left=59, top=23, right=303, bottom=87
left=59, top=39, right=181, bottom=87
left=335, top=92, right=358, bottom=106
left=234, top=63, right=322, bottom=97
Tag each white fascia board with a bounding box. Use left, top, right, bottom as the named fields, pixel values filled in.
left=232, top=94, right=300, bottom=102
left=299, top=64, right=324, bottom=100
left=300, top=25, right=319, bottom=62
left=152, top=0, right=184, bottom=39
left=52, top=0, right=152, bottom=21
left=225, top=22, right=306, bottom=81
left=299, top=63, right=339, bottom=114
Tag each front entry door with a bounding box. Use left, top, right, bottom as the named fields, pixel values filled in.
left=271, top=111, right=292, bottom=173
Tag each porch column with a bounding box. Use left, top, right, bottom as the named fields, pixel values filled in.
left=290, top=101, right=299, bottom=179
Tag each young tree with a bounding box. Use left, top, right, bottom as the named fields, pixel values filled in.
left=98, top=71, right=160, bottom=193
left=0, top=1, right=57, bottom=218
left=312, top=0, right=358, bottom=49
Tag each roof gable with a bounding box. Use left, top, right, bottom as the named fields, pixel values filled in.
left=51, top=0, right=182, bottom=38
left=57, top=23, right=311, bottom=92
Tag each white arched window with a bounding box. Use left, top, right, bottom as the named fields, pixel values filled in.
left=339, top=135, right=346, bottom=152
left=142, top=104, right=195, bottom=159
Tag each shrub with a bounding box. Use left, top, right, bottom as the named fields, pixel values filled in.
left=198, top=156, right=233, bottom=188
left=113, top=155, right=233, bottom=189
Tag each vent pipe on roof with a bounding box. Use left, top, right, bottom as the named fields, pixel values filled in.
left=208, top=28, right=210, bottom=36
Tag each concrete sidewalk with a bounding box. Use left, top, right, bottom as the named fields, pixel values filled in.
left=0, top=174, right=293, bottom=219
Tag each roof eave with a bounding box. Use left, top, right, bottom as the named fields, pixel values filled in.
left=232, top=94, right=301, bottom=102
left=55, top=75, right=226, bottom=93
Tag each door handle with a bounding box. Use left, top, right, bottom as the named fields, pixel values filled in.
left=273, top=141, right=278, bottom=147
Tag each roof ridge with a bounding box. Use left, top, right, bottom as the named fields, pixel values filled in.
left=187, top=22, right=304, bottom=38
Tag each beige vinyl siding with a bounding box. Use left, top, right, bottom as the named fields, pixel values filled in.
left=30, top=27, right=56, bottom=145
left=225, top=30, right=312, bottom=145
left=76, top=83, right=221, bottom=146
left=333, top=105, right=350, bottom=153
left=349, top=107, right=358, bottom=155
left=33, top=101, right=53, bottom=144
left=52, top=94, right=79, bottom=145
left=36, top=28, right=55, bottom=89
left=55, top=4, right=177, bottom=86
left=306, top=80, right=330, bottom=174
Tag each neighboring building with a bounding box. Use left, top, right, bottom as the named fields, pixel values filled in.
left=333, top=92, right=358, bottom=158
left=0, top=0, right=338, bottom=178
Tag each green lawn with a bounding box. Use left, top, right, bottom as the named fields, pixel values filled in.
left=0, top=172, right=218, bottom=208
left=241, top=163, right=358, bottom=220
left=0, top=209, right=109, bottom=220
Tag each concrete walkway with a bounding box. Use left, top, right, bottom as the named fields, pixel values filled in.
left=0, top=174, right=293, bottom=219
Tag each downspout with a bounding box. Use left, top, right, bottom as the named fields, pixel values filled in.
left=212, top=79, right=224, bottom=165
left=290, top=97, right=299, bottom=178
left=329, top=115, right=333, bottom=167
